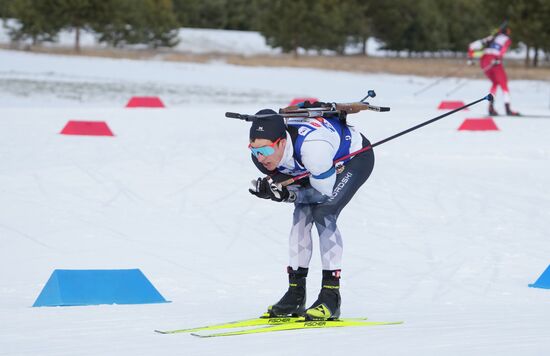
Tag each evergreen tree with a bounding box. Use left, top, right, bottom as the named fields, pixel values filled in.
left=172, top=0, right=267, bottom=31
left=409, top=0, right=448, bottom=54
left=370, top=0, right=449, bottom=55
left=482, top=0, right=550, bottom=66
left=47, top=0, right=114, bottom=52
left=438, top=0, right=490, bottom=53
left=138, top=0, right=180, bottom=48
left=3, top=0, right=549, bottom=62
left=94, top=0, right=179, bottom=49
left=225, top=0, right=264, bottom=31
left=307, top=0, right=350, bottom=54
left=507, top=0, right=550, bottom=67
left=257, top=0, right=353, bottom=56
left=92, top=0, right=137, bottom=48
left=173, top=0, right=227, bottom=29
left=0, top=0, right=14, bottom=18
left=257, top=0, right=311, bottom=56
left=343, top=0, right=372, bottom=55
left=5, top=0, right=62, bottom=45
left=369, top=0, right=415, bottom=55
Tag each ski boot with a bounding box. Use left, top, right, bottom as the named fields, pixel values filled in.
left=488, top=102, right=499, bottom=116
left=505, top=103, right=520, bottom=116
left=265, top=267, right=307, bottom=317
left=305, top=270, right=341, bottom=320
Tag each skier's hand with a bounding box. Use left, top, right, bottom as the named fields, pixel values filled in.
left=267, top=180, right=296, bottom=203
left=249, top=177, right=271, bottom=199
left=492, top=59, right=501, bottom=66
left=249, top=177, right=296, bottom=203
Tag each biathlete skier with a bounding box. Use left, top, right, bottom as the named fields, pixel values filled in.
left=468, top=24, right=520, bottom=116
left=247, top=108, right=374, bottom=320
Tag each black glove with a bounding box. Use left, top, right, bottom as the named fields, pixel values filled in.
left=249, top=177, right=271, bottom=199
left=492, top=59, right=501, bottom=66
left=249, top=177, right=296, bottom=203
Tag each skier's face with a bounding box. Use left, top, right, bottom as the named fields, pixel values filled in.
left=249, top=138, right=286, bottom=171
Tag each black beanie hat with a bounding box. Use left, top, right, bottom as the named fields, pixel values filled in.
left=249, top=109, right=287, bottom=141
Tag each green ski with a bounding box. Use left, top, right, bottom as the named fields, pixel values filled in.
left=191, top=319, right=403, bottom=338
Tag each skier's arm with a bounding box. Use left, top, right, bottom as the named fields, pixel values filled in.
left=290, top=140, right=336, bottom=204
left=468, top=40, right=483, bottom=59
left=468, top=39, right=484, bottom=52
left=498, top=37, right=512, bottom=58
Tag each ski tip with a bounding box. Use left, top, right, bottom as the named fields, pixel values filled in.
left=154, top=330, right=168, bottom=334
left=388, top=321, right=405, bottom=325
left=190, top=332, right=209, bottom=338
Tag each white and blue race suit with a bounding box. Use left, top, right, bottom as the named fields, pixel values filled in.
left=277, top=117, right=355, bottom=199
left=253, top=117, right=375, bottom=271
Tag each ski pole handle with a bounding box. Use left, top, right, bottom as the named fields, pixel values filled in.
left=225, top=112, right=258, bottom=122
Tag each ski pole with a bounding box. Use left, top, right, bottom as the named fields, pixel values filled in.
left=445, top=79, right=470, bottom=97
left=284, top=94, right=493, bottom=185
left=413, top=65, right=467, bottom=96
left=444, top=61, right=497, bottom=97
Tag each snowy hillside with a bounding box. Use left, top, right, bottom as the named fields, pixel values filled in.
left=1, top=43, right=550, bottom=355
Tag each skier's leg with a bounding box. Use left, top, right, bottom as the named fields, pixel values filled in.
left=313, top=138, right=375, bottom=270
left=487, top=70, right=499, bottom=115
left=266, top=204, right=313, bottom=317
left=289, top=203, right=314, bottom=269
left=488, top=85, right=499, bottom=115
left=482, top=56, right=499, bottom=115
left=306, top=137, right=375, bottom=320
left=496, top=66, right=519, bottom=115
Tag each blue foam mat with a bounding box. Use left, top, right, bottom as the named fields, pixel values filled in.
left=33, top=269, right=170, bottom=307
left=528, top=265, right=550, bottom=289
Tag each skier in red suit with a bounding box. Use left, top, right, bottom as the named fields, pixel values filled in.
left=468, top=25, right=520, bottom=116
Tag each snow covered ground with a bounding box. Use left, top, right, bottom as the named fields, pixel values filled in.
left=1, top=43, right=550, bottom=355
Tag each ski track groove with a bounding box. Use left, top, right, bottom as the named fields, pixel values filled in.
left=0, top=223, right=54, bottom=250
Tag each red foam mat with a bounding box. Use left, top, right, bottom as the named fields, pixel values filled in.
left=458, top=118, right=499, bottom=131
left=438, top=100, right=467, bottom=110
left=126, top=96, right=165, bottom=108
left=60, top=121, right=114, bottom=136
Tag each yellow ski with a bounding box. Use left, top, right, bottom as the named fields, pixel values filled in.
left=154, top=316, right=305, bottom=334
left=191, top=319, right=403, bottom=338
left=155, top=316, right=369, bottom=334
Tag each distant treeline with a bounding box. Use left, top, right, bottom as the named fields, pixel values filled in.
left=1, top=0, right=549, bottom=66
